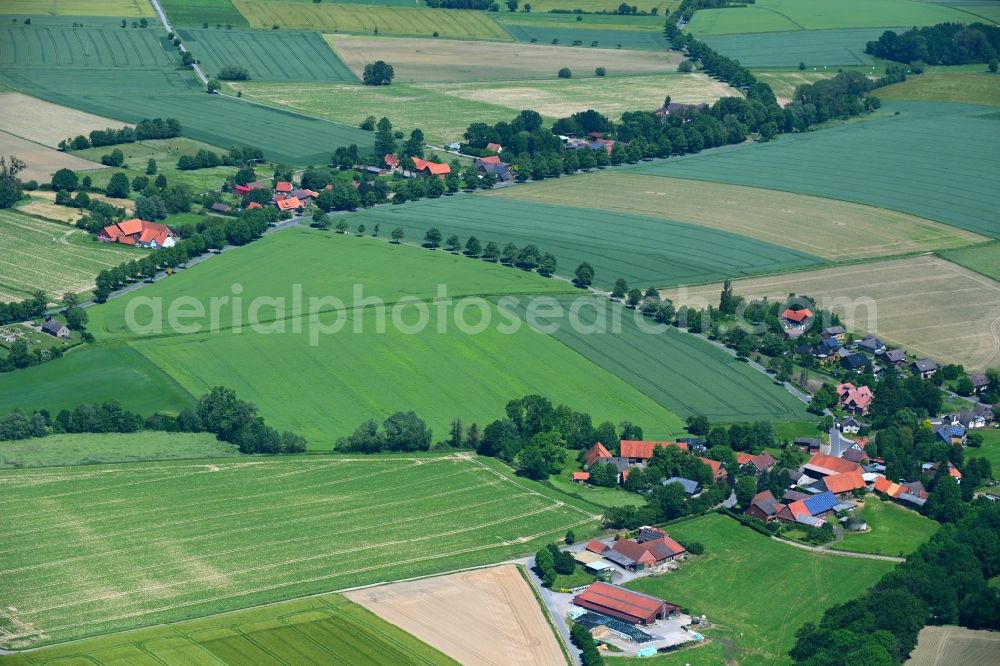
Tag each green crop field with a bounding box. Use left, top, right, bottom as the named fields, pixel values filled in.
left=686, top=0, right=973, bottom=36
left=2, top=592, right=457, bottom=665
left=832, top=496, right=938, bottom=557
left=0, top=454, right=598, bottom=649
left=504, top=295, right=813, bottom=423
left=0, top=344, right=196, bottom=418
left=876, top=71, right=1000, bottom=107
left=940, top=242, right=1000, bottom=281
left=179, top=28, right=357, bottom=82
left=628, top=514, right=895, bottom=665
left=491, top=171, right=984, bottom=261
left=0, top=432, right=238, bottom=469
left=348, top=197, right=822, bottom=289
left=701, top=28, right=887, bottom=67
left=0, top=210, right=143, bottom=302
left=511, top=0, right=675, bottom=12
left=635, top=101, right=1000, bottom=239
left=499, top=12, right=669, bottom=51
left=161, top=0, right=251, bottom=27
left=84, top=229, right=686, bottom=446
left=233, top=0, right=513, bottom=40
left=0, top=24, right=172, bottom=69
left=0, top=0, right=154, bottom=16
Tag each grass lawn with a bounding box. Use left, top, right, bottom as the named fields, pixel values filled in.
left=969, top=428, right=1000, bottom=473
left=771, top=419, right=827, bottom=444
left=549, top=449, right=646, bottom=508
left=876, top=71, right=1000, bottom=107
left=627, top=513, right=895, bottom=665
left=0, top=344, right=196, bottom=419
left=940, top=242, right=1000, bottom=281
left=0, top=209, right=146, bottom=303
left=86, top=228, right=685, bottom=447
left=634, top=101, right=1000, bottom=239
left=0, top=454, right=598, bottom=649
left=551, top=564, right=597, bottom=591
left=832, top=495, right=938, bottom=557
left=0, top=432, right=238, bottom=469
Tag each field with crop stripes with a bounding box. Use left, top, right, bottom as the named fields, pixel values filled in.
left=503, top=295, right=812, bottom=423
left=700, top=28, right=885, bottom=67
left=161, top=0, right=250, bottom=27
left=635, top=101, right=1000, bottom=239
left=0, top=454, right=598, bottom=649
left=179, top=28, right=356, bottom=82
left=0, top=24, right=173, bottom=68
left=0, top=0, right=154, bottom=16
left=349, top=197, right=821, bottom=289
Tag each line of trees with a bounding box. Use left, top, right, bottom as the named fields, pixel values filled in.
left=419, top=228, right=558, bottom=275
left=866, top=23, right=1000, bottom=66
left=58, top=118, right=181, bottom=152
left=335, top=411, right=433, bottom=453
left=569, top=622, right=605, bottom=666
left=0, top=290, right=46, bottom=327
left=663, top=0, right=758, bottom=89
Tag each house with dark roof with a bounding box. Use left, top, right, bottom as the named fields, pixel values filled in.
left=936, top=424, right=967, bottom=445
left=41, top=318, right=70, bottom=339
left=815, top=337, right=840, bottom=357
left=746, top=490, right=781, bottom=522
left=883, top=349, right=907, bottom=366
left=210, top=202, right=232, bottom=213
left=662, top=477, right=700, bottom=495
left=823, top=325, right=845, bottom=341
left=973, top=402, right=994, bottom=424
left=856, top=336, right=886, bottom=355
left=840, top=353, right=867, bottom=373
left=602, top=531, right=686, bottom=571
left=911, top=359, right=937, bottom=378
left=842, top=447, right=867, bottom=464
left=736, top=451, right=777, bottom=474
left=573, top=582, right=681, bottom=625
left=795, top=437, right=822, bottom=453
left=475, top=157, right=514, bottom=182
left=840, top=417, right=863, bottom=434
left=969, top=372, right=990, bottom=395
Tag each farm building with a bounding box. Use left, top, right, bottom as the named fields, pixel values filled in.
left=98, top=218, right=175, bottom=249
left=815, top=470, right=866, bottom=496
left=41, top=319, right=70, bottom=339
left=584, top=442, right=612, bottom=468
left=662, top=477, right=700, bottom=495
left=573, top=582, right=680, bottom=625
left=746, top=490, right=781, bottom=522
left=412, top=157, right=451, bottom=177
left=602, top=527, right=685, bottom=571
left=698, top=456, right=728, bottom=481
left=803, top=453, right=862, bottom=478
left=735, top=451, right=776, bottom=474
left=619, top=440, right=686, bottom=464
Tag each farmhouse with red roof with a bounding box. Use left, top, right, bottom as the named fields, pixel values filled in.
left=98, top=218, right=175, bottom=249
left=837, top=383, right=874, bottom=415
left=619, top=440, right=686, bottom=463
left=411, top=157, right=451, bottom=177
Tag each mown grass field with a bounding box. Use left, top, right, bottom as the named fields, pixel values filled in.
left=876, top=71, right=1000, bottom=107
left=628, top=513, right=895, bottom=666
left=161, top=0, right=250, bottom=27
left=0, top=344, right=196, bottom=418
left=180, top=28, right=357, bottom=82
left=0, top=454, right=598, bottom=649
left=0, top=0, right=154, bottom=16
left=686, top=0, right=973, bottom=36
left=0, top=130, right=105, bottom=184
left=940, top=242, right=1000, bottom=281
left=832, top=496, right=938, bottom=557
left=0, top=432, right=237, bottom=469
left=701, top=28, right=885, bottom=67
left=87, top=229, right=686, bottom=445
left=677, top=255, right=1000, bottom=372
left=490, top=171, right=984, bottom=261
left=327, top=34, right=682, bottom=83
left=348, top=197, right=822, bottom=289
left=2, top=592, right=457, bottom=665
left=234, top=0, right=513, bottom=39
left=504, top=294, right=812, bottom=423
left=0, top=210, right=142, bottom=303
left=751, top=70, right=837, bottom=102
left=635, top=101, right=1000, bottom=239
left=500, top=14, right=670, bottom=51
left=907, top=625, right=1000, bottom=666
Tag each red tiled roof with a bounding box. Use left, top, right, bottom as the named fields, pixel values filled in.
left=620, top=441, right=686, bottom=460
left=118, top=235, right=137, bottom=245
left=804, top=453, right=862, bottom=476
left=478, top=155, right=501, bottom=165
left=574, top=582, right=667, bottom=624
left=873, top=476, right=904, bottom=497
left=585, top=539, right=608, bottom=554
left=822, top=470, right=865, bottom=494
left=736, top=452, right=777, bottom=471
left=585, top=442, right=612, bottom=468
left=572, top=471, right=590, bottom=481
left=117, top=218, right=144, bottom=235
left=100, top=224, right=123, bottom=239
left=782, top=308, right=813, bottom=323
left=246, top=201, right=262, bottom=210
left=275, top=197, right=301, bottom=211
left=486, top=142, right=502, bottom=152
left=698, top=457, right=725, bottom=479
left=275, top=181, right=293, bottom=193
left=412, top=157, right=451, bottom=175
left=384, top=153, right=400, bottom=168
left=787, top=500, right=810, bottom=519
left=234, top=184, right=252, bottom=194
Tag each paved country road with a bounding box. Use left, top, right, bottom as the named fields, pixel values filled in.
left=149, top=0, right=208, bottom=84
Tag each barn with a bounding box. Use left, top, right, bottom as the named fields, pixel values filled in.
left=573, top=582, right=680, bottom=625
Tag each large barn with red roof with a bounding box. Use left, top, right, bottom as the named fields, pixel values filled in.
left=573, top=582, right=680, bottom=625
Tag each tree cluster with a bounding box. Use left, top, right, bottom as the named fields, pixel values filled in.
left=0, top=290, right=46, bottom=326
left=866, top=23, right=1000, bottom=65
left=0, top=155, right=25, bottom=208
left=570, top=622, right=605, bottom=666
left=217, top=65, right=251, bottom=80
left=534, top=543, right=576, bottom=587
left=196, top=386, right=306, bottom=454
left=362, top=60, right=395, bottom=86
left=59, top=118, right=181, bottom=152
left=790, top=501, right=1000, bottom=665
left=426, top=0, right=493, bottom=7
left=335, top=411, right=433, bottom=453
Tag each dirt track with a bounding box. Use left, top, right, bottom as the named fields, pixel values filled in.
left=346, top=564, right=566, bottom=666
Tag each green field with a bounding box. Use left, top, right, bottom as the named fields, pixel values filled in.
left=686, top=0, right=974, bottom=36
left=628, top=514, right=895, bottom=665
left=178, top=28, right=357, bottom=82
left=0, top=24, right=172, bottom=69
left=969, top=428, right=1000, bottom=473
left=2, top=592, right=457, bottom=665
left=0, top=344, right=196, bottom=419
left=0, top=0, right=154, bottom=16
left=940, top=242, right=1000, bottom=281
left=0, top=210, right=143, bottom=302
left=634, top=101, right=1000, bottom=239
left=832, top=495, right=938, bottom=557
left=0, top=432, right=238, bottom=469
left=233, top=0, right=513, bottom=39
left=751, top=70, right=838, bottom=101
left=876, top=71, right=1000, bottom=107
left=86, top=228, right=685, bottom=446
left=498, top=12, right=669, bottom=51
left=504, top=295, right=812, bottom=423
left=701, top=28, right=886, bottom=67
left=0, top=454, right=597, bottom=649
left=161, top=0, right=251, bottom=27
left=348, top=197, right=822, bottom=289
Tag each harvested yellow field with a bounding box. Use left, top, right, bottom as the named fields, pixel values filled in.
left=672, top=256, right=1000, bottom=371
left=0, top=0, right=153, bottom=16
left=426, top=73, right=738, bottom=119
left=347, top=564, right=566, bottom=666
left=489, top=172, right=985, bottom=261
left=0, top=93, right=126, bottom=147
left=328, top=34, right=682, bottom=83
left=31, top=188, right=134, bottom=214
left=0, top=130, right=105, bottom=183
left=17, top=199, right=84, bottom=225
left=906, top=626, right=1000, bottom=666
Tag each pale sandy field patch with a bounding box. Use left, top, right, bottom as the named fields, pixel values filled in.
left=17, top=200, right=85, bottom=225
left=489, top=172, right=985, bottom=261
left=906, top=625, right=1000, bottom=666
left=0, top=93, right=127, bottom=147
left=0, top=131, right=105, bottom=184
left=347, top=564, right=566, bottom=666
left=30, top=189, right=134, bottom=215
left=671, top=256, right=1000, bottom=371
left=328, top=34, right=682, bottom=83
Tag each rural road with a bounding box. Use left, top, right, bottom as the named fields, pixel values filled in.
left=771, top=535, right=905, bottom=563
left=149, top=0, right=208, bottom=85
